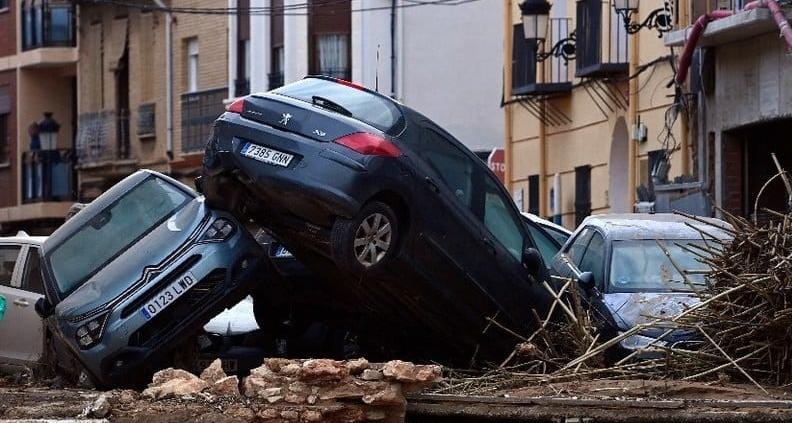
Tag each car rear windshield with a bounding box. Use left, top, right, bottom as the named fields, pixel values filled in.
left=609, top=239, right=712, bottom=293
left=47, top=176, right=191, bottom=297
left=272, top=78, right=405, bottom=135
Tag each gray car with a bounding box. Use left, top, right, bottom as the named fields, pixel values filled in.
left=35, top=170, right=264, bottom=387
left=551, top=213, right=732, bottom=356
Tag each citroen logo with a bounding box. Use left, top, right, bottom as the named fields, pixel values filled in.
left=279, top=113, right=292, bottom=125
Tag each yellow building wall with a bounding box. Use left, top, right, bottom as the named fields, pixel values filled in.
left=505, top=0, right=688, bottom=230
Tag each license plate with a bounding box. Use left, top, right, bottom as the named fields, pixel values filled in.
left=241, top=142, right=294, bottom=167
left=139, top=272, right=198, bottom=320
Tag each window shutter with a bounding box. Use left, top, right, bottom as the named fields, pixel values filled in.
left=575, top=165, right=591, bottom=226
left=512, top=24, right=538, bottom=91
left=0, top=88, right=9, bottom=115
left=576, top=0, right=601, bottom=72
left=528, top=174, right=540, bottom=216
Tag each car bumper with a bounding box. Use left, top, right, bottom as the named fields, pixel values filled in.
left=63, top=231, right=265, bottom=387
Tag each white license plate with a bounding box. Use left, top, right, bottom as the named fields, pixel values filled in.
left=241, top=143, right=294, bottom=167
left=139, top=272, right=198, bottom=320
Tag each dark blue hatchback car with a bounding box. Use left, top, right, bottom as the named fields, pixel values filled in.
left=200, top=76, right=554, bottom=362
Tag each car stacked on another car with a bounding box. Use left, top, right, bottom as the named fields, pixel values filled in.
left=551, top=213, right=733, bottom=358
left=200, top=76, right=559, bottom=362
left=36, top=170, right=265, bottom=387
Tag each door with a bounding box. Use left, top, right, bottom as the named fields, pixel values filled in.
left=0, top=244, right=36, bottom=366
left=17, top=247, right=45, bottom=364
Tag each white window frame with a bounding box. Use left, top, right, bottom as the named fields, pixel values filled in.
left=187, top=38, right=199, bottom=92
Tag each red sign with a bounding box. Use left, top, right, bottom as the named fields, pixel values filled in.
left=487, top=148, right=506, bottom=183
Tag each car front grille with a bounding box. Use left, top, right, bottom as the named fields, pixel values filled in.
left=121, top=255, right=203, bottom=319
left=127, top=269, right=226, bottom=348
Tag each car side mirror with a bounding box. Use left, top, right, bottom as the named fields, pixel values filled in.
left=523, top=247, right=547, bottom=282
left=35, top=297, right=54, bottom=319
left=577, top=271, right=596, bottom=295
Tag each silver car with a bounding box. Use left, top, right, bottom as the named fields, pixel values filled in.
left=0, top=232, right=47, bottom=371
left=36, top=170, right=264, bottom=387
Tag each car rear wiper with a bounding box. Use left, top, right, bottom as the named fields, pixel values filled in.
left=312, top=96, right=353, bottom=117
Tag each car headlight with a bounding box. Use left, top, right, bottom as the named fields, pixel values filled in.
left=75, top=313, right=110, bottom=350
left=201, top=218, right=236, bottom=242
left=619, top=333, right=667, bottom=351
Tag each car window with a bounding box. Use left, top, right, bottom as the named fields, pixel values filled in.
left=578, top=231, right=606, bottom=287
left=610, top=239, right=712, bottom=293
left=543, top=225, right=571, bottom=246
left=483, top=176, right=524, bottom=261
left=525, top=221, right=561, bottom=264
left=0, top=245, right=21, bottom=287
left=272, top=77, right=405, bottom=135
left=566, top=228, right=594, bottom=265
left=22, top=248, right=44, bottom=295
left=48, top=176, right=192, bottom=297
left=419, top=128, right=475, bottom=209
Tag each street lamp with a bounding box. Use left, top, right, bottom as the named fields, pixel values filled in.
left=37, top=112, right=60, bottom=151
left=613, top=0, right=675, bottom=38
left=519, top=0, right=576, bottom=64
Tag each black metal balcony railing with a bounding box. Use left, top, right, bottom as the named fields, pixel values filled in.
left=21, top=0, right=76, bottom=51
left=181, top=87, right=227, bottom=153
left=22, top=149, right=76, bottom=203
left=75, top=110, right=131, bottom=165
left=576, top=0, right=629, bottom=77
left=234, top=78, right=250, bottom=97
left=268, top=72, right=284, bottom=90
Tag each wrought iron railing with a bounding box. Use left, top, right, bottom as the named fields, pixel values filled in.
left=268, top=72, right=284, bottom=90
left=22, top=148, right=76, bottom=203
left=21, top=0, right=76, bottom=50
left=75, top=110, right=131, bottom=165
left=576, top=0, right=629, bottom=77
left=234, top=78, right=250, bottom=97
left=540, top=18, right=575, bottom=85
left=181, top=87, right=227, bottom=153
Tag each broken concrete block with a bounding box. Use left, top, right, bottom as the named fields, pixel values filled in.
left=143, top=374, right=209, bottom=400
left=318, top=380, right=367, bottom=400
left=85, top=393, right=111, bottom=418
left=298, top=359, right=349, bottom=382
left=382, top=360, right=442, bottom=384
left=212, top=375, right=240, bottom=397
left=150, top=368, right=200, bottom=386
left=345, top=358, right=370, bottom=375
left=280, top=363, right=301, bottom=376
left=265, top=357, right=292, bottom=373
left=362, top=384, right=405, bottom=406
left=361, top=369, right=384, bottom=381
left=200, top=359, right=227, bottom=384
left=257, top=408, right=280, bottom=419
left=302, top=410, right=323, bottom=422
left=280, top=409, right=299, bottom=420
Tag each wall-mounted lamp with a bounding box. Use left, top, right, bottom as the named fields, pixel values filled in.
left=613, top=0, right=675, bottom=37
left=519, top=0, right=577, bottom=64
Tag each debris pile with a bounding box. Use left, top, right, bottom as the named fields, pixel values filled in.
left=142, top=358, right=441, bottom=422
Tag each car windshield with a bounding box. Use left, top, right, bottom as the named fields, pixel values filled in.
left=48, top=176, right=191, bottom=297
left=609, top=239, right=712, bottom=293
left=272, top=77, right=405, bottom=135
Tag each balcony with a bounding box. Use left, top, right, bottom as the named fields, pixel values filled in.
left=268, top=72, right=284, bottom=90
left=234, top=78, right=250, bottom=97
left=21, top=149, right=76, bottom=204
left=665, top=7, right=792, bottom=48
left=575, top=0, right=629, bottom=78
left=181, top=87, right=227, bottom=153
left=75, top=110, right=133, bottom=169
left=19, top=0, right=77, bottom=68
left=513, top=18, right=575, bottom=96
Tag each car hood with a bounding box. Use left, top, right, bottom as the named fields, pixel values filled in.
left=55, top=199, right=209, bottom=320
left=602, top=292, right=699, bottom=339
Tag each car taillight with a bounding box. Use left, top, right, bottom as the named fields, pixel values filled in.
left=334, top=133, right=401, bottom=157
left=227, top=96, right=247, bottom=114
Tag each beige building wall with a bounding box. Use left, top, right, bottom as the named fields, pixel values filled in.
left=172, top=0, right=228, bottom=160
left=504, top=0, right=688, bottom=229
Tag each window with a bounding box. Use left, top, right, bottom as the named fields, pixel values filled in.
left=575, top=0, right=628, bottom=77
left=270, top=0, right=284, bottom=89
left=528, top=175, right=540, bottom=216
left=566, top=227, right=594, bottom=265
left=0, top=246, right=21, bottom=286
left=48, top=177, right=191, bottom=297
left=22, top=248, right=44, bottom=294
left=21, top=0, right=75, bottom=50
left=418, top=129, right=476, bottom=209
left=577, top=231, right=605, bottom=288
left=610, top=239, right=712, bottom=293
left=317, top=34, right=349, bottom=79
left=270, top=46, right=284, bottom=89
left=525, top=221, right=560, bottom=264
left=0, top=113, right=8, bottom=164
left=483, top=176, right=525, bottom=261
left=575, top=165, right=591, bottom=226
left=511, top=24, right=537, bottom=92
left=543, top=225, right=571, bottom=246
left=308, top=0, right=351, bottom=79
left=0, top=0, right=8, bottom=10
left=186, top=38, right=199, bottom=92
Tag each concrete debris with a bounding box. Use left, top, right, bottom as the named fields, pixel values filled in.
left=84, top=392, right=111, bottom=418
left=211, top=375, right=240, bottom=397
left=298, top=359, right=350, bottom=382
left=346, top=358, right=370, bottom=375
left=382, top=360, right=442, bottom=385
left=199, top=358, right=227, bottom=384
left=142, top=368, right=209, bottom=400
left=361, top=369, right=384, bottom=381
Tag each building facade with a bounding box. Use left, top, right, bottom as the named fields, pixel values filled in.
left=0, top=0, right=78, bottom=235
left=504, top=0, right=694, bottom=229
left=243, top=0, right=504, bottom=153
left=666, top=1, right=792, bottom=223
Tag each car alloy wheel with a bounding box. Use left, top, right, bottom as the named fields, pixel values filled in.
left=353, top=213, right=392, bottom=268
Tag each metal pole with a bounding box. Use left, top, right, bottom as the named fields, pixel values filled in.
left=154, top=0, right=173, bottom=160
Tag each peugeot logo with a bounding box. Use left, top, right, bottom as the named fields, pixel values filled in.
left=279, top=113, right=292, bottom=125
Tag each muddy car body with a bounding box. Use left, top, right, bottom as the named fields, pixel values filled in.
left=36, top=170, right=264, bottom=387
left=200, top=76, right=554, bottom=361
left=551, top=214, right=732, bottom=356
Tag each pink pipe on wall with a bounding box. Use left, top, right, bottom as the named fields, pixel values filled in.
left=674, top=10, right=734, bottom=85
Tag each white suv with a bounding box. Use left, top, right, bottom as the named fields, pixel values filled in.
left=0, top=231, right=47, bottom=371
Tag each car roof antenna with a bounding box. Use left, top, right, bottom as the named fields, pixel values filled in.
left=375, top=44, right=380, bottom=93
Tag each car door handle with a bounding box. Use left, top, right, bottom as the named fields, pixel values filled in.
left=424, top=176, right=439, bottom=193
left=13, top=299, right=29, bottom=307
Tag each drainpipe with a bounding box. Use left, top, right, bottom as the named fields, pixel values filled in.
left=745, top=0, right=792, bottom=49
left=154, top=0, right=174, bottom=160
left=390, top=0, right=397, bottom=99
left=627, top=15, right=640, bottom=211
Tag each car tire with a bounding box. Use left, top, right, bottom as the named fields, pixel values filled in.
left=331, top=201, right=399, bottom=274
